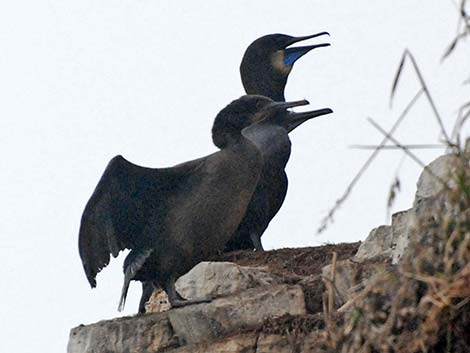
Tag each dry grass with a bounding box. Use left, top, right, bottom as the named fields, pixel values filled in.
left=315, top=4, right=470, bottom=351
left=319, top=150, right=470, bottom=353
left=319, top=0, right=470, bottom=234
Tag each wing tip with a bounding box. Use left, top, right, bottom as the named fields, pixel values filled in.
left=87, top=274, right=97, bottom=288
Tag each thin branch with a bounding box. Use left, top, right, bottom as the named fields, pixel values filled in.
left=316, top=89, right=424, bottom=234
left=451, top=0, right=470, bottom=34
left=460, top=0, right=470, bottom=32
left=328, top=252, right=338, bottom=319
left=387, top=153, right=406, bottom=217
left=350, top=144, right=446, bottom=150
left=441, top=32, right=468, bottom=61
left=390, top=49, right=452, bottom=145
left=367, top=117, right=450, bottom=188
left=451, top=102, right=470, bottom=143
left=390, top=53, right=407, bottom=104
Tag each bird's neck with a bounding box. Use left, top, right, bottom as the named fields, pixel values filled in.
left=243, top=75, right=287, bottom=102
left=240, top=57, right=288, bottom=102
left=242, top=123, right=291, bottom=168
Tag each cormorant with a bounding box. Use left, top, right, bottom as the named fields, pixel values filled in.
left=225, top=32, right=330, bottom=252
left=240, top=32, right=330, bottom=103
left=79, top=95, right=332, bottom=311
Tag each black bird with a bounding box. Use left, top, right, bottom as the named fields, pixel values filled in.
left=240, top=32, right=330, bottom=103
left=79, top=95, right=332, bottom=311
left=225, top=32, right=330, bottom=252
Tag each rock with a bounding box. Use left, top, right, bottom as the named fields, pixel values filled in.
left=322, top=260, right=359, bottom=306
left=354, top=153, right=470, bottom=265
left=353, top=209, right=414, bottom=265
left=147, top=288, right=172, bottom=313
left=322, top=259, right=389, bottom=307
left=298, top=274, right=324, bottom=313
left=69, top=284, right=306, bottom=353
left=392, top=192, right=461, bottom=264
left=299, top=332, right=325, bottom=353
left=390, top=209, right=414, bottom=264
left=414, top=153, right=459, bottom=205
left=167, top=333, right=258, bottom=353
left=67, top=312, right=176, bottom=353
left=256, top=333, right=297, bottom=353
left=177, top=261, right=282, bottom=299
left=164, top=332, right=323, bottom=353
left=168, top=284, right=306, bottom=345
left=354, top=225, right=393, bottom=261
left=159, top=332, right=323, bottom=353
left=336, top=211, right=415, bottom=303
left=147, top=261, right=283, bottom=313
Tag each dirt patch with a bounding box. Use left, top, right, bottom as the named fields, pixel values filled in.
left=260, top=313, right=326, bottom=335
left=211, top=242, right=360, bottom=314
left=212, top=242, right=360, bottom=279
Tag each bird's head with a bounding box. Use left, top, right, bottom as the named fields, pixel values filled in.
left=212, top=95, right=333, bottom=148
left=240, top=32, right=330, bottom=101
left=212, top=95, right=273, bottom=148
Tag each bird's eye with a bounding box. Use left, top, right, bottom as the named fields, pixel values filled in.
left=255, top=100, right=264, bottom=109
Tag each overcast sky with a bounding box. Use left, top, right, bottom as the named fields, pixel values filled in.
left=0, top=1, right=469, bottom=352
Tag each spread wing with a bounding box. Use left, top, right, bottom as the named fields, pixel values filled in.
left=78, top=155, right=204, bottom=287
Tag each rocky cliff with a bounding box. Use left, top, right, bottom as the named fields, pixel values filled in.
left=68, top=151, right=470, bottom=353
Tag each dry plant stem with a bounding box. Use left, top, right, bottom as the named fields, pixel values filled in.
left=350, top=144, right=446, bottom=150
left=317, top=89, right=424, bottom=233
left=322, top=252, right=341, bottom=349
left=318, top=7, right=470, bottom=351
left=322, top=291, right=328, bottom=325
left=322, top=291, right=336, bottom=345
left=391, top=50, right=452, bottom=145
left=460, top=0, right=470, bottom=32
left=441, top=32, right=468, bottom=60
left=367, top=117, right=450, bottom=189
left=454, top=296, right=470, bottom=310
left=441, top=0, right=470, bottom=62
left=451, top=102, right=470, bottom=144
left=329, top=251, right=338, bottom=318
left=444, top=230, right=461, bottom=274
left=336, top=278, right=380, bottom=313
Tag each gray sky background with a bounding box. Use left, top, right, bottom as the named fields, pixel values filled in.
left=1, top=1, right=469, bottom=352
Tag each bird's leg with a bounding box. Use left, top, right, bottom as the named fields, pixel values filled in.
left=250, top=232, right=264, bottom=252
left=163, top=278, right=187, bottom=308
left=166, top=279, right=185, bottom=301
left=163, top=278, right=212, bottom=308
left=138, top=281, right=155, bottom=314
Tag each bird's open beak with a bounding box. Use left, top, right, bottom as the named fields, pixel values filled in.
left=283, top=32, right=330, bottom=66
left=286, top=32, right=330, bottom=46
left=285, top=106, right=333, bottom=132
left=254, top=100, right=310, bottom=124
left=267, top=99, right=332, bottom=131
left=268, top=99, right=310, bottom=110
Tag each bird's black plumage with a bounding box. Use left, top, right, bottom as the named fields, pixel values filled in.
left=79, top=95, right=332, bottom=311
left=240, top=32, right=330, bottom=103
left=225, top=32, right=330, bottom=252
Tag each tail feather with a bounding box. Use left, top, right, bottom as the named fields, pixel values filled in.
left=118, top=276, right=131, bottom=311
left=117, top=248, right=153, bottom=311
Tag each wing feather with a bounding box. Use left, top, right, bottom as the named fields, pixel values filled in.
left=78, top=155, right=206, bottom=287
left=79, top=156, right=131, bottom=286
